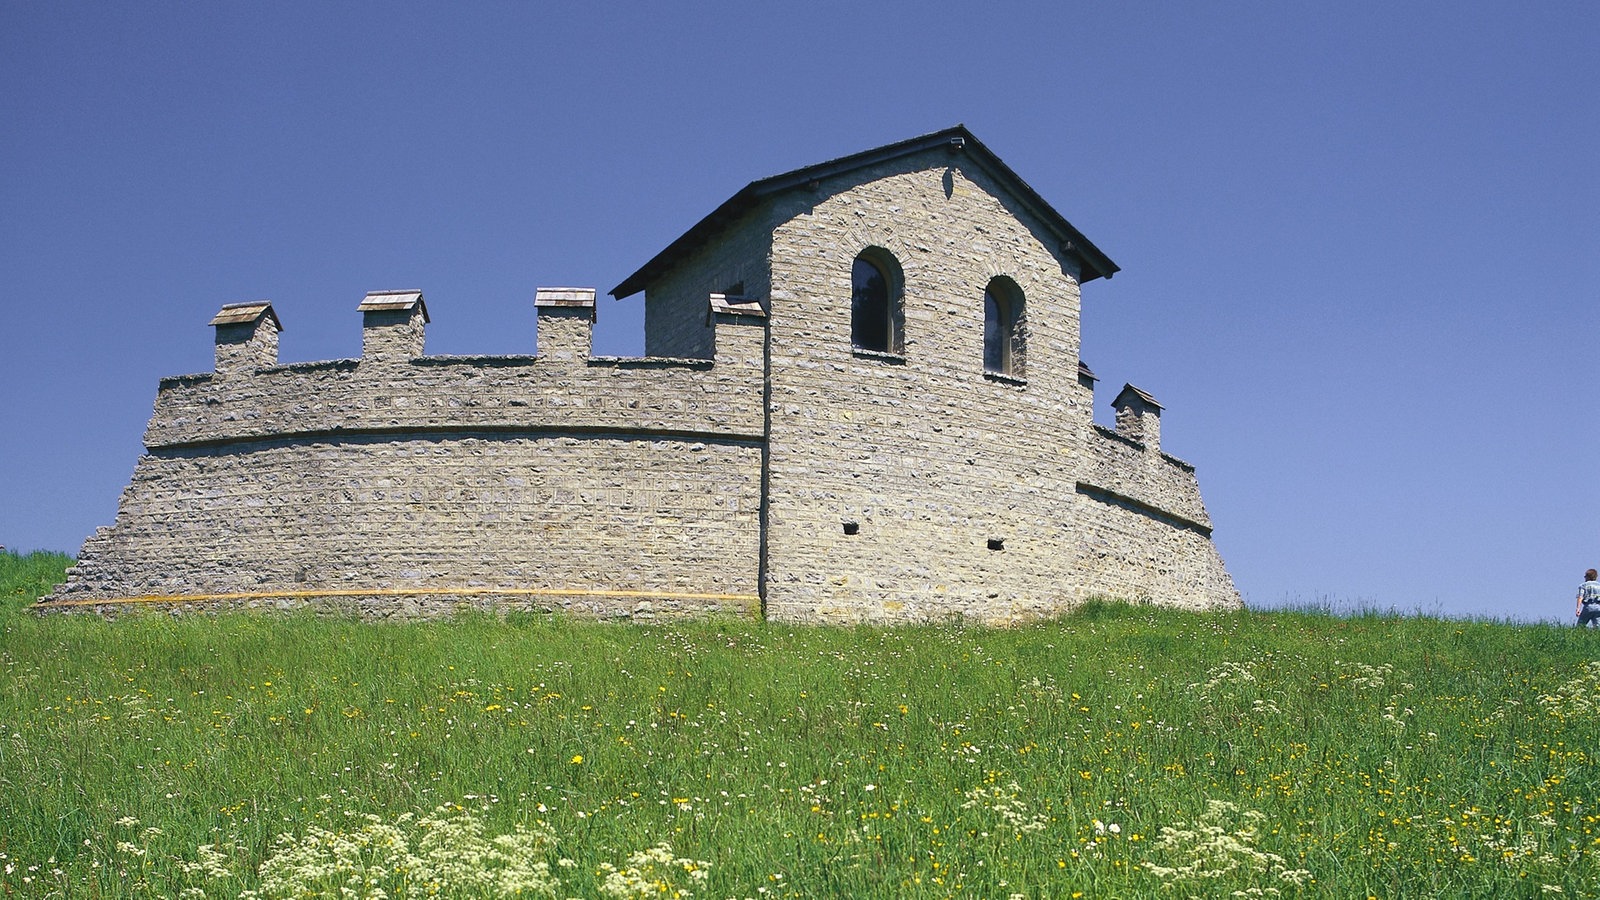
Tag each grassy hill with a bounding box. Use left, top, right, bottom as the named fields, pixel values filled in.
left=2, top=550, right=1597, bottom=898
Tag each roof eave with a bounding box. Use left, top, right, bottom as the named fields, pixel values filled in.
left=608, top=125, right=1120, bottom=300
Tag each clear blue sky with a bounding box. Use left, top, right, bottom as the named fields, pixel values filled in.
left=3, top=3, right=1596, bottom=621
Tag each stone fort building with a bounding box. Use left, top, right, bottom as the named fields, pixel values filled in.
left=41, top=126, right=1240, bottom=622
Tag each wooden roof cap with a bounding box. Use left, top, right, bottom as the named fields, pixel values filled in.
left=1113, top=383, right=1163, bottom=410
left=709, top=293, right=767, bottom=318
left=534, top=287, right=597, bottom=307
left=357, top=290, right=429, bottom=322
left=209, top=301, right=282, bottom=330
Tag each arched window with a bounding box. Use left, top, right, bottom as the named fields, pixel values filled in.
left=984, top=278, right=1024, bottom=376
left=851, top=250, right=903, bottom=354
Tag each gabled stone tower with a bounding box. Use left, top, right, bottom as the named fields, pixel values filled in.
left=41, top=126, right=1239, bottom=621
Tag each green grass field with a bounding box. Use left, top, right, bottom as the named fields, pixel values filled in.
left=2, top=550, right=1597, bottom=898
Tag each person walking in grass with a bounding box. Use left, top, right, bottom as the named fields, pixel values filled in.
left=1577, top=569, right=1600, bottom=627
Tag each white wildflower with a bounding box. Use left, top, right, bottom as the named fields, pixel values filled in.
left=1140, top=800, right=1311, bottom=895
left=1337, top=660, right=1394, bottom=692
left=961, top=782, right=1049, bottom=834
left=1192, top=661, right=1257, bottom=696
left=252, top=804, right=564, bottom=899
left=596, top=843, right=711, bottom=900
left=1540, top=662, right=1600, bottom=718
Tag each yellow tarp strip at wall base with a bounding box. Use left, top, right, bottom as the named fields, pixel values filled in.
left=35, top=586, right=760, bottom=609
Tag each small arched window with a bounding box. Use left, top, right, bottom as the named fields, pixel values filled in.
left=851, top=250, right=903, bottom=354
left=984, top=277, right=1024, bottom=377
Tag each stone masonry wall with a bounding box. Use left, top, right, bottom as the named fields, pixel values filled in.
left=745, top=148, right=1236, bottom=622
left=144, top=334, right=765, bottom=450
left=1070, top=491, right=1236, bottom=610
left=1072, top=427, right=1236, bottom=609
left=50, top=434, right=762, bottom=618
left=1079, top=425, right=1210, bottom=530
left=44, top=311, right=769, bottom=618
left=643, top=209, right=774, bottom=359
left=757, top=153, right=1088, bottom=622
left=214, top=320, right=279, bottom=372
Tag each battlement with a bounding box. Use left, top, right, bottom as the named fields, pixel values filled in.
left=161, top=289, right=769, bottom=450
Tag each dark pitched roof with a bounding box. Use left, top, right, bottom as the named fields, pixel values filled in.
left=609, top=125, right=1119, bottom=300
left=1114, top=383, right=1163, bottom=410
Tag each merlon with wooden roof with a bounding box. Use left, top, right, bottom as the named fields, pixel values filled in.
left=209, top=301, right=281, bottom=330
left=357, top=290, right=429, bottom=321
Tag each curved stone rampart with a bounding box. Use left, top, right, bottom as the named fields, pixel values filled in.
left=1069, top=428, right=1235, bottom=611
left=145, top=353, right=764, bottom=450
left=47, top=432, right=764, bottom=618
left=42, top=295, right=771, bottom=618
left=1078, top=424, right=1211, bottom=533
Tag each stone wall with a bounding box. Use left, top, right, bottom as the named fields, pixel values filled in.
left=650, top=146, right=1236, bottom=622
left=759, top=156, right=1096, bottom=622
left=44, top=303, right=769, bottom=618
left=643, top=209, right=774, bottom=359
left=50, top=434, right=763, bottom=618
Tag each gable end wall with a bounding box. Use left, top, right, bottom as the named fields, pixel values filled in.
left=756, top=151, right=1236, bottom=621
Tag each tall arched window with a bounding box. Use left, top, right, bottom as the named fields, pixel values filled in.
left=984, top=277, right=1024, bottom=376
left=851, top=250, right=903, bottom=354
